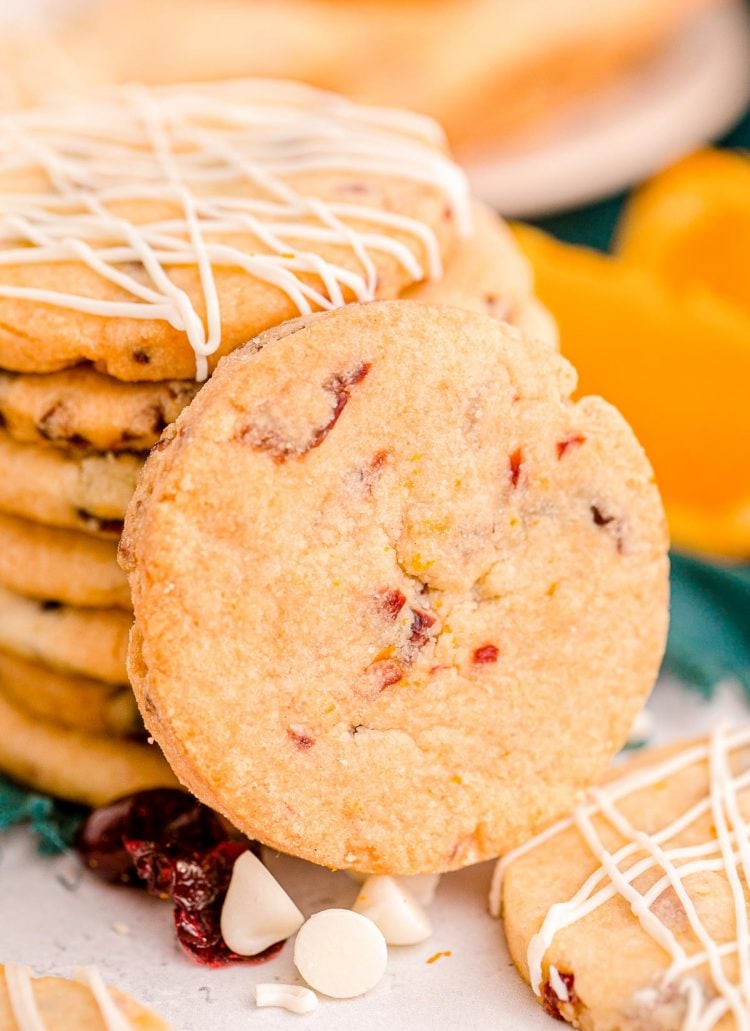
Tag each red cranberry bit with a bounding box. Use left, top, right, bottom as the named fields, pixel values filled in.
left=305, top=362, right=371, bottom=453
left=74, top=788, right=227, bottom=886
left=409, top=608, right=436, bottom=648
left=128, top=840, right=283, bottom=967
left=509, top=448, right=523, bottom=487
left=556, top=435, right=586, bottom=459
left=472, top=644, right=499, bottom=664
left=541, top=972, right=578, bottom=1022
left=591, top=504, right=615, bottom=527
left=287, top=726, right=315, bottom=750
left=378, top=588, right=407, bottom=621
left=239, top=362, right=371, bottom=462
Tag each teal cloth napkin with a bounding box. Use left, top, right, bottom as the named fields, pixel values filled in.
left=0, top=776, right=84, bottom=853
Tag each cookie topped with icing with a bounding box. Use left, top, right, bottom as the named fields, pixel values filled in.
left=0, top=79, right=470, bottom=381
left=121, top=300, right=668, bottom=874
left=0, top=963, right=171, bottom=1029
left=495, top=726, right=750, bottom=1031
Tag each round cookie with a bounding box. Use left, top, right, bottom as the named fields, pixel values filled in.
left=0, top=431, right=141, bottom=536
left=121, top=300, right=669, bottom=874
left=0, top=79, right=469, bottom=382
left=496, top=726, right=750, bottom=1031
left=404, top=201, right=557, bottom=349
left=0, top=513, right=130, bottom=610
left=0, top=367, right=199, bottom=453
left=0, top=964, right=171, bottom=1031
left=0, top=649, right=139, bottom=737
left=0, top=586, right=130, bottom=685
left=0, top=689, right=175, bottom=807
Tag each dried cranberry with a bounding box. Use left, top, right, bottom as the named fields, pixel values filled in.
left=541, top=972, right=577, bottom=1022
left=472, top=644, right=499, bottom=664
left=74, top=788, right=228, bottom=886
left=127, top=840, right=283, bottom=967
left=509, top=448, right=523, bottom=487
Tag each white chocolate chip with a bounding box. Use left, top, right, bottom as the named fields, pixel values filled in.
left=294, top=909, right=387, bottom=998
left=353, top=875, right=432, bottom=945
left=255, top=983, right=318, bottom=1014
left=345, top=870, right=440, bottom=905
left=399, top=873, right=440, bottom=906
left=220, top=851, right=304, bottom=956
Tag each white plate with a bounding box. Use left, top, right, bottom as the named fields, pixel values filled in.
left=467, top=3, right=750, bottom=218
left=2, top=675, right=747, bottom=1029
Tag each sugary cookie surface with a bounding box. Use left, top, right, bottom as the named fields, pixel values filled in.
left=122, top=300, right=668, bottom=874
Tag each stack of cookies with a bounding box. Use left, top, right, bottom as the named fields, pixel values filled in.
left=0, top=78, right=553, bottom=808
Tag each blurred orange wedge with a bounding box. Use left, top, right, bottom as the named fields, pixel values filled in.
left=514, top=223, right=750, bottom=558
left=617, top=149, right=750, bottom=322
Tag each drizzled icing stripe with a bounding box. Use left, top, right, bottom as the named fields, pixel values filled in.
left=75, top=966, right=133, bottom=1031
left=0, top=79, right=472, bottom=380
left=490, top=724, right=750, bottom=1031
left=4, top=964, right=46, bottom=1031
left=3, top=964, right=134, bottom=1031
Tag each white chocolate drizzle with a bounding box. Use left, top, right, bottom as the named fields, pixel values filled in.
left=75, top=966, right=133, bottom=1031
left=4, top=964, right=47, bottom=1031
left=490, top=725, right=750, bottom=1031
left=3, top=963, right=133, bottom=1031
left=0, top=79, right=471, bottom=379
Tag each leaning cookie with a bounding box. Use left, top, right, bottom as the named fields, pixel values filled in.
left=0, top=690, right=174, bottom=807
left=0, top=513, right=130, bottom=610
left=495, top=726, right=750, bottom=1031
left=0, top=586, right=130, bottom=685
left=0, top=963, right=171, bottom=1030
left=0, top=431, right=141, bottom=536
left=0, top=368, right=199, bottom=453
left=121, top=300, right=668, bottom=874
left=0, top=649, right=138, bottom=737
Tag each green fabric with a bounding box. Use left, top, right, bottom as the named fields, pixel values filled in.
left=0, top=774, right=86, bottom=853
left=532, top=107, right=750, bottom=703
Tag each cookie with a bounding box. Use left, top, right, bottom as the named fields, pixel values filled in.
left=0, top=513, right=130, bottom=610
left=0, top=689, right=174, bottom=807
left=404, top=201, right=557, bottom=349
left=0, top=964, right=171, bottom=1031
left=0, top=586, right=130, bottom=685
left=0, top=431, right=141, bottom=536
left=496, top=725, right=750, bottom=1031
left=0, top=367, right=199, bottom=453
left=0, top=79, right=469, bottom=382
left=121, top=300, right=669, bottom=874
left=0, top=648, right=138, bottom=737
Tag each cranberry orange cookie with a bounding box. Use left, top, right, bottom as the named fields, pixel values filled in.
left=0, top=692, right=174, bottom=806
left=0, top=587, right=130, bottom=685
left=0, top=79, right=470, bottom=382
left=405, top=201, right=557, bottom=349
left=0, top=432, right=141, bottom=536
left=494, top=725, right=750, bottom=1031
left=0, top=513, right=130, bottom=610
left=0, top=963, right=171, bottom=1030
left=0, top=649, right=138, bottom=737
left=122, top=301, right=668, bottom=874
left=0, top=368, right=199, bottom=453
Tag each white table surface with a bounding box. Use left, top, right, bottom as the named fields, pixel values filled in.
left=2, top=674, right=747, bottom=1029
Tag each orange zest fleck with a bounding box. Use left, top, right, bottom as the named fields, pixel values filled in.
left=426, top=950, right=452, bottom=964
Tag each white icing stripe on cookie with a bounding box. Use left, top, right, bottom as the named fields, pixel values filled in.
left=0, top=80, right=471, bottom=380
left=75, top=966, right=133, bottom=1031
left=492, top=724, right=750, bottom=1031
left=4, top=963, right=47, bottom=1031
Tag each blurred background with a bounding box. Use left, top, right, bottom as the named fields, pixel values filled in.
left=0, top=0, right=748, bottom=707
